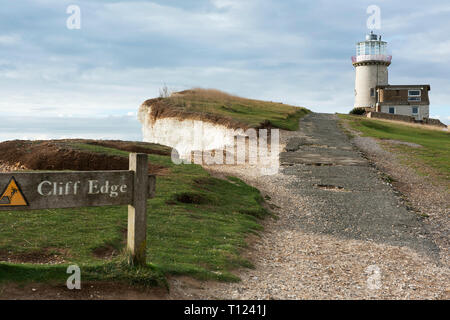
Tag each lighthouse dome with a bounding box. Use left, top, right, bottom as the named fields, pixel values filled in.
left=366, top=32, right=379, bottom=41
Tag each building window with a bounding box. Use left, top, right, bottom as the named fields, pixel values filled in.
left=408, top=90, right=421, bottom=96
left=370, top=88, right=375, bottom=97
left=389, top=107, right=395, bottom=114
left=408, top=90, right=421, bottom=102
left=412, top=106, right=419, bottom=115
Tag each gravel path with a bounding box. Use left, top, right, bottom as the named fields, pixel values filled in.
left=345, top=120, right=450, bottom=268
left=169, top=113, right=449, bottom=299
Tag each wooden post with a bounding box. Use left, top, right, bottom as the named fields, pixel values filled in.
left=127, top=153, right=148, bottom=266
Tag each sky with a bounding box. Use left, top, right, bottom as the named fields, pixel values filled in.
left=1, top=0, right=449, bottom=141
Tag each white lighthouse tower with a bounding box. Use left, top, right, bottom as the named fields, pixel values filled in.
left=352, top=31, right=392, bottom=109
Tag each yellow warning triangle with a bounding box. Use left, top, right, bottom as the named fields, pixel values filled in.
left=0, top=177, right=28, bottom=207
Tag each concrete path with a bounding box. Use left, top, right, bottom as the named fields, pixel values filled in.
left=281, top=113, right=439, bottom=258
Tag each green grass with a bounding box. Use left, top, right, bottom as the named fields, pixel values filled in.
left=0, top=142, right=269, bottom=286
left=67, top=141, right=171, bottom=157
left=339, top=114, right=450, bottom=184
left=162, top=88, right=310, bottom=130
left=68, top=142, right=173, bottom=168
left=0, top=262, right=166, bottom=288
left=69, top=142, right=130, bottom=157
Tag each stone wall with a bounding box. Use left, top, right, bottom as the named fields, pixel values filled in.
left=367, top=111, right=415, bottom=122
left=367, top=112, right=447, bottom=128
left=423, top=118, right=447, bottom=128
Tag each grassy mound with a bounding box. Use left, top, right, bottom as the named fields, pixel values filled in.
left=140, top=88, right=310, bottom=131
left=0, top=140, right=269, bottom=286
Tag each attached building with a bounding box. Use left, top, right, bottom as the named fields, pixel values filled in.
left=375, top=85, right=430, bottom=121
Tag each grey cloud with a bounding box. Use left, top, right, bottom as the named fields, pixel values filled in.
left=0, top=0, right=448, bottom=140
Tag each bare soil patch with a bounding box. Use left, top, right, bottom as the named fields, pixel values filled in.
left=0, top=248, right=67, bottom=264
left=0, top=281, right=169, bottom=300
left=0, top=139, right=168, bottom=174
left=383, top=139, right=423, bottom=148
left=91, top=245, right=119, bottom=260
left=92, top=227, right=127, bottom=260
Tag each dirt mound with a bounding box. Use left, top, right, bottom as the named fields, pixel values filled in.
left=0, top=139, right=170, bottom=174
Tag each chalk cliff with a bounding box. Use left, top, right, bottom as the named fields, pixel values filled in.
left=138, top=89, right=306, bottom=170
left=138, top=98, right=241, bottom=159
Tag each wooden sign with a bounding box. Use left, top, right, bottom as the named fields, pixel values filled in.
left=0, top=171, right=134, bottom=210
left=0, top=153, right=154, bottom=265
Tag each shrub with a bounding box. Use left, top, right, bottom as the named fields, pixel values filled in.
left=349, top=107, right=366, bottom=115
left=159, top=84, right=172, bottom=98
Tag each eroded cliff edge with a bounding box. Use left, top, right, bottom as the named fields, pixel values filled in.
left=138, top=89, right=309, bottom=158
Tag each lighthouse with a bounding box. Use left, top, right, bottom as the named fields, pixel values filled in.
left=352, top=31, right=392, bottom=109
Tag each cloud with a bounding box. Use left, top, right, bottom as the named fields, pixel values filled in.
left=382, top=4, right=450, bottom=31
left=0, top=0, right=449, bottom=140
left=443, top=116, right=450, bottom=125
left=0, top=34, right=21, bottom=45
left=431, top=115, right=450, bottom=125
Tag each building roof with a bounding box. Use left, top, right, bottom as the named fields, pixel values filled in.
left=376, top=84, right=431, bottom=91
left=378, top=101, right=429, bottom=106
